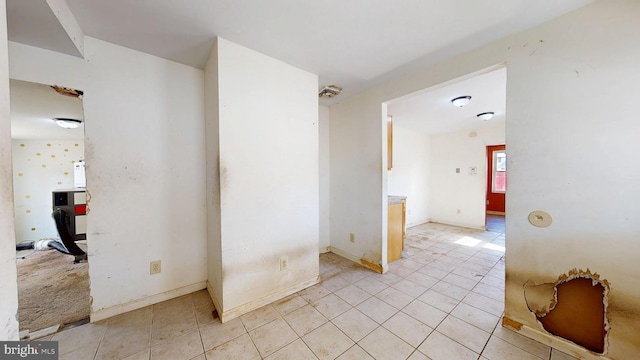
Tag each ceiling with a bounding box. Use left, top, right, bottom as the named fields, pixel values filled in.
left=388, top=67, right=506, bottom=135
left=7, top=1, right=592, bottom=106
left=10, top=79, right=84, bottom=140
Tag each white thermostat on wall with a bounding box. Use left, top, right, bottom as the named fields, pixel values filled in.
left=468, top=166, right=478, bottom=175
left=74, top=160, right=86, bottom=188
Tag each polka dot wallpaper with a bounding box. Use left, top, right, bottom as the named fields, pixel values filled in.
left=12, top=140, right=85, bottom=244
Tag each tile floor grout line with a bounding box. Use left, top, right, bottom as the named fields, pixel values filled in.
left=51, top=217, right=576, bottom=360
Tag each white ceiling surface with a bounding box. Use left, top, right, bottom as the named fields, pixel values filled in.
left=6, top=0, right=81, bottom=57
left=10, top=79, right=84, bottom=140
left=7, top=0, right=592, bottom=106
left=388, top=67, right=506, bottom=135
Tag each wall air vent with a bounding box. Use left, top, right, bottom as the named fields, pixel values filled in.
left=318, top=85, right=342, bottom=98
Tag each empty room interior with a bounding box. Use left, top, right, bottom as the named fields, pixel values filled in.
left=1, top=1, right=638, bottom=359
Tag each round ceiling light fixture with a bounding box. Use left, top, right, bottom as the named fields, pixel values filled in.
left=476, top=112, right=495, bottom=121
left=451, top=96, right=471, bottom=107
left=54, top=118, right=82, bottom=129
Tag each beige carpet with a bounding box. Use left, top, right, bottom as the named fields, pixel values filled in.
left=16, top=243, right=90, bottom=333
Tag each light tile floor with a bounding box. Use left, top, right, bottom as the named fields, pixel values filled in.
left=37, top=216, right=579, bottom=359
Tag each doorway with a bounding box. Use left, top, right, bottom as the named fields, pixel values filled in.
left=385, top=66, right=506, bottom=230
left=10, top=79, right=90, bottom=337
left=486, top=144, right=506, bottom=215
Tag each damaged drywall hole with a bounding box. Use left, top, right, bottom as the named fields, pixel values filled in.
left=51, top=85, right=83, bottom=98
left=524, top=269, right=609, bottom=354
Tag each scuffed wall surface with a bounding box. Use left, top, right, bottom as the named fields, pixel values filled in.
left=0, top=0, right=20, bottom=340
left=504, top=1, right=640, bottom=358
left=9, top=38, right=208, bottom=317
left=329, top=97, right=386, bottom=265
left=82, top=37, right=207, bottom=313
left=11, top=140, right=84, bottom=243
left=215, top=38, right=319, bottom=313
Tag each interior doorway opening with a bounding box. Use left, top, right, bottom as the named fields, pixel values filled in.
left=382, top=65, right=506, bottom=268
left=486, top=144, right=506, bottom=217
left=10, top=79, right=90, bottom=338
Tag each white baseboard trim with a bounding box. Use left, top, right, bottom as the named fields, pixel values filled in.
left=428, top=219, right=486, bottom=230
left=319, top=246, right=331, bottom=254
left=206, top=281, right=223, bottom=321
left=406, top=219, right=431, bottom=228
left=214, top=276, right=320, bottom=323
left=90, top=281, right=206, bottom=323
left=329, top=246, right=385, bottom=273
left=503, top=317, right=611, bottom=360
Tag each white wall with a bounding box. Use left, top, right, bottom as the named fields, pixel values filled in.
left=0, top=0, right=20, bottom=341
left=319, top=105, right=330, bottom=251
left=386, top=123, right=431, bottom=227
left=12, top=140, right=84, bottom=243
left=207, top=38, right=319, bottom=321
left=429, top=126, right=504, bottom=229
left=330, top=1, right=640, bottom=358
left=204, top=39, right=223, bottom=310
left=8, top=38, right=208, bottom=320
left=330, top=98, right=386, bottom=269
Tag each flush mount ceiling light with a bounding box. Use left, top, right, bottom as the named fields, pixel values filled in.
left=451, top=96, right=471, bottom=107
left=477, top=112, right=495, bottom=121
left=54, top=118, right=82, bottom=129
left=318, top=85, right=342, bottom=98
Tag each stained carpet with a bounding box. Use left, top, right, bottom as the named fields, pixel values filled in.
left=16, top=243, right=90, bottom=333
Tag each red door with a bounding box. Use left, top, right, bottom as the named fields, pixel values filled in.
left=486, top=145, right=506, bottom=213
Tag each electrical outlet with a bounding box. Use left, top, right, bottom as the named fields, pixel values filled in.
left=150, top=260, right=161, bottom=275
left=280, top=256, right=288, bottom=271
left=350, top=233, right=355, bottom=243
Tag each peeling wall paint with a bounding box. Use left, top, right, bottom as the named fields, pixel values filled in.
left=329, top=1, right=640, bottom=358
left=206, top=38, right=319, bottom=320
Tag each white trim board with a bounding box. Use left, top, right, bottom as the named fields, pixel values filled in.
left=90, top=281, right=206, bottom=323
left=209, top=276, right=320, bottom=323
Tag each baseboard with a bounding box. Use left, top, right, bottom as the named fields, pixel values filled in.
left=486, top=211, right=505, bottom=216
left=406, top=219, right=431, bottom=228
left=329, top=246, right=386, bottom=274
left=319, top=246, right=331, bottom=254
left=214, top=276, right=320, bottom=323
left=428, top=219, right=486, bottom=230
left=206, top=281, right=223, bottom=321
left=90, top=281, right=206, bottom=322
left=502, top=316, right=611, bottom=360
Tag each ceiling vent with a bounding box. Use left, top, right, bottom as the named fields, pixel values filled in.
left=318, top=85, right=342, bottom=98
